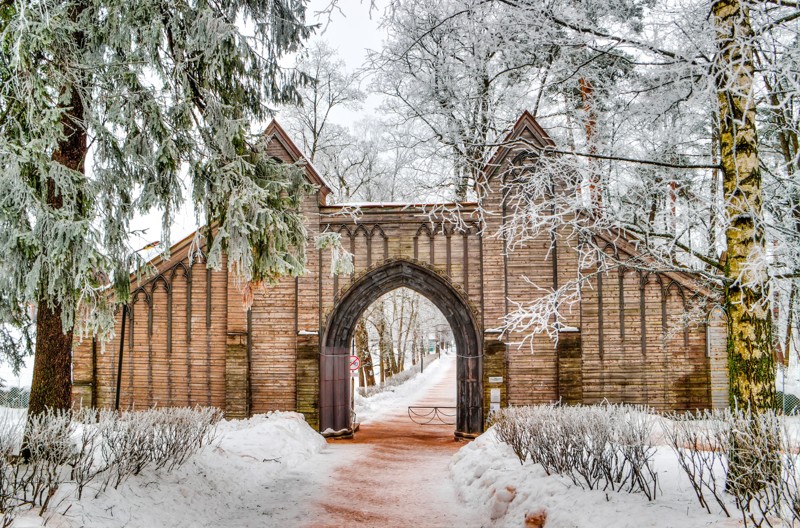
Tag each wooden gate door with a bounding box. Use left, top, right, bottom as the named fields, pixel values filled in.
left=319, top=346, right=350, bottom=434
left=457, top=352, right=483, bottom=437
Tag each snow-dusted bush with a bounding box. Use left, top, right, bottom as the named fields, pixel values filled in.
left=491, top=406, right=529, bottom=465
left=0, top=410, right=24, bottom=527
left=0, top=406, right=220, bottom=519
left=15, top=410, right=75, bottom=513
left=98, top=406, right=221, bottom=490
left=664, top=408, right=800, bottom=527
left=142, top=407, right=220, bottom=471
left=491, top=403, right=659, bottom=500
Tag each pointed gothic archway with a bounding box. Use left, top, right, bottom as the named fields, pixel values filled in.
left=320, top=259, right=483, bottom=438
left=72, top=112, right=727, bottom=435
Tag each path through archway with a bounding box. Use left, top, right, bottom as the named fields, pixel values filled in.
left=305, top=354, right=481, bottom=527
left=321, top=259, right=483, bottom=438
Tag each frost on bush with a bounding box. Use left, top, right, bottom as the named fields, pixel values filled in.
left=491, top=403, right=659, bottom=500
left=98, top=407, right=221, bottom=490
left=0, top=406, right=220, bottom=519
left=665, top=408, right=800, bottom=527
left=0, top=411, right=24, bottom=527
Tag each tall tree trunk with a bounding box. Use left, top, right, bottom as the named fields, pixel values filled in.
left=395, top=295, right=406, bottom=373
left=712, top=0, right=775, bottom=410
left=384, top=301, right=398, bottom=375
left=29, top=79, right=86, bottom=416
left=399, top=297, right=417, bottom=372
left=355, top=319, right=374, bottom=387
left=376, top=313, right=387, bottom=382
left=386, top=322, right=398, bottom=375
left=29, top=301, right=75, bottom=416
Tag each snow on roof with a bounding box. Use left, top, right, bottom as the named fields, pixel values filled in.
left=483, top=110, right=556, bottom=180
left=262, top=120, right=333, bottom=199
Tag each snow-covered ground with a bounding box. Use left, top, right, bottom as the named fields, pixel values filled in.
left=7, top=357, right=456, bottom=528
left=450, top=426, right=742, bottom=528
left=6, top=357, right=799, bottom=527
left=354, top=351, right=449, bottom=424
left=13, top=412, right=341, bottom=528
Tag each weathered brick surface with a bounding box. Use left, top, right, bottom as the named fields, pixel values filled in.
left=72, top=113, right=728, bottom=432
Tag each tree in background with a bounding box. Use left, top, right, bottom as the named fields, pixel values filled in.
left=0, top=0, right=315, bottom=415
left=281, top=42, right=427, bottom=203
left=491, top=0, right=800, bottom=411
left=281, top=40, right=364, bottom=163
left=354, top=319, right=375, bottom=387
left=358, top=288, right=451, bottom=384
left=365, top=0, right=800, bottom=409
left=370, top=0, right=548, bottom=200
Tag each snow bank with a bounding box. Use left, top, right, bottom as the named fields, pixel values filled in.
left=15, top=411, right=329, bottom=528
left=450, top=426, right=739, bottom=528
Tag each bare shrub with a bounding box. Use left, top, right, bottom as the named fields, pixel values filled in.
left=17, top=410, right=75, bottom=513
left=665, top=408, right=800, bottom=527
left=0, top=405, right=219, bottom=518
left=617, top=408, right=660, bottom=500
left=524, top=404, right=571, bottom=477
left=663, top=410, right=730, bottom=516
left=67, top=409, right=106, bottom=500
left=491, top=403, right=659, bottom=500
left=97, top=406, right=220, bottom=491
left=148, top=407, right=221, bottom=471
left=0, top=411, right=24, bottom=527
left=490, top=406, right=529, bottom=464
left=781, top=429, right=800, bottom=526
left=97, top=409, right=156, bottom=490
left=727, top=409, right=783, bottom=527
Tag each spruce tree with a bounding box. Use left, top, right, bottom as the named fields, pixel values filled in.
left=0, top=0, right=314, bottom=414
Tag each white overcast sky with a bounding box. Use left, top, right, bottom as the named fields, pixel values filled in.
left=0, top=1, right=385, bottom=388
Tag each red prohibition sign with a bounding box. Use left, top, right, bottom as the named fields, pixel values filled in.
left=349, top=355, right=360, bottom=371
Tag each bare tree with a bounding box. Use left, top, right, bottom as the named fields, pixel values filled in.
left=368, top=0, right=800, bottom=409
left=369, top=0, right=552, bottom=200
left=358, top=288, right=450, bottom=384
left=281, top=40, right=364, bottom=163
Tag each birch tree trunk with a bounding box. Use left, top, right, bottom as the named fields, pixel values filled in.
left=712, top=0, right=775, bottom=410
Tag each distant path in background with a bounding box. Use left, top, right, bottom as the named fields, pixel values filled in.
left=303, top=355, right=483, bottom=527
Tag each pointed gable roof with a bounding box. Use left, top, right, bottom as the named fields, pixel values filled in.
left=483, top=111, right=556, bottom=182
left=263, top=120, right=332, bottom=204
left=480, top=112, right=717, bottom=299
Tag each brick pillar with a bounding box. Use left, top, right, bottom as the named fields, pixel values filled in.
left=296, top=333, right=320, bottom=430
left=483, top=338, right=507, bottom=422
left=225, top=334, right=249, bottom=418
left=557, top=330, right=583, bottom=404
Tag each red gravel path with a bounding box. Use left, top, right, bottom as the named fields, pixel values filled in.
left=303, top=356, right=483, bottom=527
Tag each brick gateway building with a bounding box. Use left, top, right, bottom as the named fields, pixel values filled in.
left=72, top=113, right=729, bottom=438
